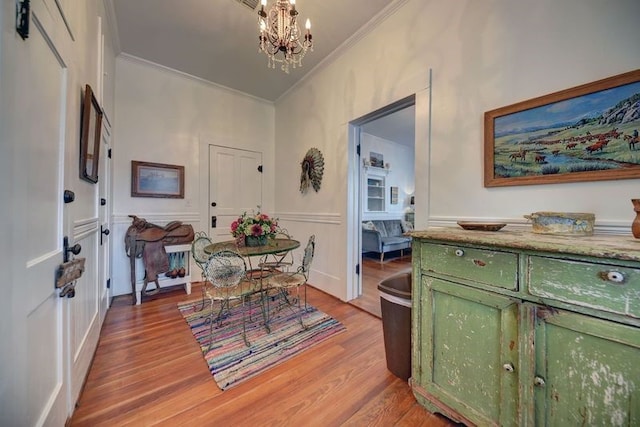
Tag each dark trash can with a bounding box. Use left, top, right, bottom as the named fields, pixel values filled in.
left=378, top=269, right=412, bottom=381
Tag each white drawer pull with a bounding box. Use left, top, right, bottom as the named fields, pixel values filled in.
left=605, top=271, right=625, bottom=283
left=455, top=249, right=464, bottom=257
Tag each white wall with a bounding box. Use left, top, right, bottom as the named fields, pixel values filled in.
left=112, top=56, right=275, bottom=296
left=361, top=133, right=414, bottom=221
left=274, top=0, right=640, bottom=300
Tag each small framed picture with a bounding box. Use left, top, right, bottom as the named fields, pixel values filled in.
left=131, top=161, right=185, bottom=198
left=390, top=186, right=398, bottom=204
left=370, top=152, right=384, bottom=168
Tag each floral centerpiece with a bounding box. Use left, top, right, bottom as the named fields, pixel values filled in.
left=230, top=208, right=278, bottom=247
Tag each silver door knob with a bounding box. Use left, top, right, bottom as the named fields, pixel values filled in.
left=534, top=376, right=546, bottom=387
left=503, top=363, right=514, bottom=372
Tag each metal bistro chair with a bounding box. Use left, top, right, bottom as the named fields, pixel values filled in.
left=264, top=235, right=315, bottom=329
left=191, top=231, right=213, bottom=276
left=257, top=229, right=295, bottom=276
left=203, top=250, right=257, bottom=347
left=191, top=231, right=213, bottom=310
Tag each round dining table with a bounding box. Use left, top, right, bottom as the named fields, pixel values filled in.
left=204, top=238, right=300, bottom=257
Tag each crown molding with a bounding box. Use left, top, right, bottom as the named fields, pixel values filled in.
left=118, top=53, right=274, bottom=105
left=103, top=0, right=122, bottom=54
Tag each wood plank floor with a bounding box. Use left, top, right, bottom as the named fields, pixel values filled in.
left=70, top=283, right=456, bottom=426
left=349, top=252, right=412, bottom=318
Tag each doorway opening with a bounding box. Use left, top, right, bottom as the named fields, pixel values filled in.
left=348, top=96, right=416, bottom=317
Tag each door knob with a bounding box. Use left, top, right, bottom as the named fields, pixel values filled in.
left=100, top=226, right=110, bottom=245
left=211, top=202, right=217, bottom=207
left=63, top=236, right=81, bottom=262
left=534, top=376, right=546, bottom=387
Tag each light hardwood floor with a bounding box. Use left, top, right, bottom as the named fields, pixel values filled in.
left=70, top=282, right=456, bottom=426
left=349, top=252, right=413, bottom=318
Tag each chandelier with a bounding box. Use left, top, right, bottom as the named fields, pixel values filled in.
left=258, top=0, right=313, bottom=73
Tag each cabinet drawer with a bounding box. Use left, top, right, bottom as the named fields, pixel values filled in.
left=528, top=256, right=640, bottom=318
left=421, top=243, right=518, bottom=290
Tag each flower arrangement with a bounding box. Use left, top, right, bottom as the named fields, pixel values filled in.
left=230, top=208, right=278, bottom=240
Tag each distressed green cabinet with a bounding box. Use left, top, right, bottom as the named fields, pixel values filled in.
left=410, top=229, right=640, bottom=426
left=418, top=277, right=520, bottom=425
left=533, top=305, right=640, bottom=426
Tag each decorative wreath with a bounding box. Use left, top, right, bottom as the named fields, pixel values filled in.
left=300, top=148, right=324, bottom=194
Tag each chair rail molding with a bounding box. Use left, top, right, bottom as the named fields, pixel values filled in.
left=113, top=212, right=201, bottom=225
left=275, top=212, right=341, bottom=225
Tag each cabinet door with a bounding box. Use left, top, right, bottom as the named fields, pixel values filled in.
left=365, top=175, right=385, bottom=212
left=534, top=306, right=640, bottom=426
left=418, top=276, right=520, bottom=426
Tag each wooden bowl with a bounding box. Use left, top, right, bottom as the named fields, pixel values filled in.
left=457, top=221, right=507, bottom=232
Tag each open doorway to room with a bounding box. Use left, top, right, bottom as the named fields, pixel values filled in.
left=349, top=99, right=415, bottom=317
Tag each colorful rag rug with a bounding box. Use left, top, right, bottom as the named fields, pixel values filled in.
left=177, top=294, right=346, bottom=390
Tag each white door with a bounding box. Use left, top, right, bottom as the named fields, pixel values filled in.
left=1, top=3, right=69, bottom=425
left=98, top=119, right=112, bottom=317
left=209, top=145, right=263, bottom=242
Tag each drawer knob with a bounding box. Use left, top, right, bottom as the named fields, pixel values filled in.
left=605, top=271, right=625, bottom=283
left=455, top=249, right=464, bottom=257
left=502, top=363, right=514, bottom=372
left=534, top=376, right=546, bottom=387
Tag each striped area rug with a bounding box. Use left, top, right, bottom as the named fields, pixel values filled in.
left=177, top=292, right=346, bottom=390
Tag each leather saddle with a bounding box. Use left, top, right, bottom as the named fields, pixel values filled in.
left=125, top=215, right=194, bottom=304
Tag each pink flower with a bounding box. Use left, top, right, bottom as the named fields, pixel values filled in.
left=230, top=220, right=239, bottom=232
left=251, top=224, right=263, bottom=236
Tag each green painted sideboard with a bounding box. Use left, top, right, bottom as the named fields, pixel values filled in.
left=410, top=228, right=640, bottom=426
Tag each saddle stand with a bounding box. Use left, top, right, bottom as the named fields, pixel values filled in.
left=125, top=215, right=194, bottom=305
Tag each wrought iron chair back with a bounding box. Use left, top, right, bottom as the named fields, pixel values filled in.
left=298, top=234, right=315, bottom=278
left=265, top=234, right=315, bottom=329
left=202, top=250, right=256, bottom=347
left=191, top=231, right=213, bottom=273
left=204, top=250, right=247, bottom=290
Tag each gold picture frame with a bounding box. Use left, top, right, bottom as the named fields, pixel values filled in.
left=484, top=69, right=640, bottom=187
left=131, top=161, right=185, bottom=198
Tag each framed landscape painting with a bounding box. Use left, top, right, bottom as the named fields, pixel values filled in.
left=484, top=69, right=640, bottom=187
left=131, top=161, right=184, bottom=198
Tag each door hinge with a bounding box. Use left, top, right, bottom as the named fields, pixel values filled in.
left=257, top=165, right=263, bottom=173
left=16, top=0, right=30, bottom=40
left=108, top=148, right=112, bottom=158
left=355, top=264, right=360, bottom=275
left=356, top=144, right=361, bottom=156
left=106, top=278, right=111, bottom=289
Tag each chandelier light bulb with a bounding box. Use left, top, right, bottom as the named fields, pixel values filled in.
left=305, top=18, right=310, bottom=30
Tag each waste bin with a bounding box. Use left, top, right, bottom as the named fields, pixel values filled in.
left=378, top=269, right=412, bottom=381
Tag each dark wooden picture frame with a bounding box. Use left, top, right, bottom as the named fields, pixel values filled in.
left=131, top=161, right=185, bottom=198
left=484, top=69, right=640, bottom=187
left=79, top=84, right=103, bottom=183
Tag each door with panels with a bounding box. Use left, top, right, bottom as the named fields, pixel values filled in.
left=209, top=145, right=263, bottom=242
left=4, top=1, right=70, bottom=424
